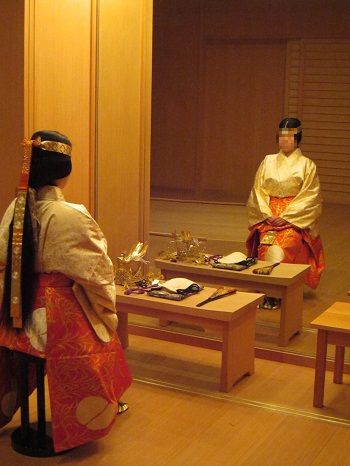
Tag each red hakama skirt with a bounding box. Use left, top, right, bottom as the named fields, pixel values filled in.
left=0, top=273, right=132, bottom=452
left=246, top=196, right=325, bottom=289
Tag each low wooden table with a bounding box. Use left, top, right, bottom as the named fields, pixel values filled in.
left=154, top=258, right=310, bottom=346
left=311, top=302, right=350, bottom=408
left=116, top=286, right=263, bottom=392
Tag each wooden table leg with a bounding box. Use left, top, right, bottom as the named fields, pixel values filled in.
left=279, top=283, right=303, bottom=347
left=334, top=345, right=345, bottom=384
left=117, top=312, right=129, bottom=349
left=220, top=322, right=235, bottom=392
left=313, top=329, right=328, bottom=408
left=220, top=309, right=255, bottom=392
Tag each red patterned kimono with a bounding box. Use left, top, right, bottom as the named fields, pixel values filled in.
left=0, top=273, right=131, bottom=452
left=0, top=186, right=132, bottom=452
left=246, top=149, right=325, bottom=289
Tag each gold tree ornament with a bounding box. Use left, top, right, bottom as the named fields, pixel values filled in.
left=114, top=242, right=162, bottom=287
left=158, top=230, right=207, bottom=263
left=119, top=242, right=149, bottom=264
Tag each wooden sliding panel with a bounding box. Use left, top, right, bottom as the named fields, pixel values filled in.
left=302, top=41, right=350, bottom=205
left=151, top=1, right=201, bottom=199
left=284, top=40, right=303, bottom=118
left=285, top=39, right=350, bottom=205
left=0, top=1, right=24, bottom=217
left=97, top=0, right=152, bottom=259
left=198, top=40, right=285, bottom=203
left=24, top=0, right=95, bottom=209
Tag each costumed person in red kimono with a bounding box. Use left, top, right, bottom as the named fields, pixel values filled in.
left=0, top=131, right=132, bottom=452
left=246, top=118, right=325, bottom=309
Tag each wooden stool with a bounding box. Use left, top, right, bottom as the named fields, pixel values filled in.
left=310, top=302, right=350, bottom=408
left=11, top=351, right=57, bottom=457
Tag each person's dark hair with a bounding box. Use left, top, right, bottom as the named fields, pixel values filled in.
left=1, top=130, right=72, bottom=327
left=278, top=117, right=302, bottom=145
left=29, top=130, right=72, bottom=189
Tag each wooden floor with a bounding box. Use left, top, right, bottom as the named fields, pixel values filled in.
left=2, top=335, right=350, bottom=466
left=149, top=199, right=350, bottom=356
left=2, top=200, right=348, bottom=464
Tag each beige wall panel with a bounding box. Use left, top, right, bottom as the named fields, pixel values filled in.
left=27, top=0, right=93, bottom=208
left=97, top=0, right=152, bottom=259
left=0, top=1, right=24, bottom=217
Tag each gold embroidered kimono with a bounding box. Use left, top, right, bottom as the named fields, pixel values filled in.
left=0, top=186, right=131, bottom=452
left=246, top=149, right=325, bottom=288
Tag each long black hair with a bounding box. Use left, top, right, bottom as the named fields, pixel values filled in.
left=1, top=130, right=72, bottom=327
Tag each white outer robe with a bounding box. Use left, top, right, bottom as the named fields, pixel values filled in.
left=246, top=148, right=322, bottom=238
left=0, top=186, right=117, bottom=342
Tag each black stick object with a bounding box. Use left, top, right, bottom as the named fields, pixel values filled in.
left=196, top=289, right=237, bottom=307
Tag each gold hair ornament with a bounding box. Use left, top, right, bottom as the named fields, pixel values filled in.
left=279, top=126, right=302, bottom=135
left=39, top=139, right=72, bottom=156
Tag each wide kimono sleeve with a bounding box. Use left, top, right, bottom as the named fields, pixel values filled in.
left=279, top=158, right=322, bottom=236
left=39, top=202, right=118, bottom=343
left=246, top=157, right=272, bottom=228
